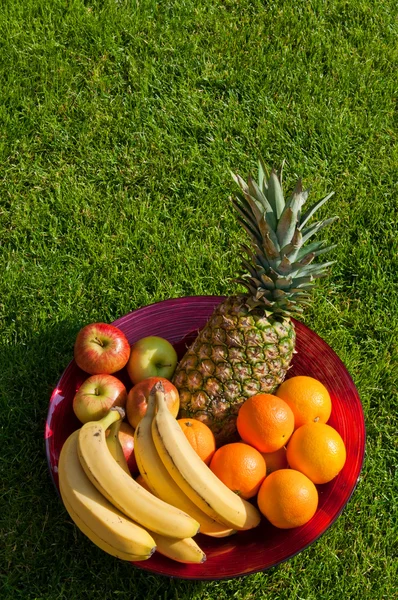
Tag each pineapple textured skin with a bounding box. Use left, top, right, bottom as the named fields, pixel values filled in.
left=173, top=295, right=295, bottom=445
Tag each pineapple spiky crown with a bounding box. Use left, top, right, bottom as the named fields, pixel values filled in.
left=231, top=158, right=337, bottom=318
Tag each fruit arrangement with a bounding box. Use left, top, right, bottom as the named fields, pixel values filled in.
left=53, top=159, right=354, bottom=569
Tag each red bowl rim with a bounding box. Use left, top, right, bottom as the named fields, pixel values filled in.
left=45, top=295, right=366, bottom=580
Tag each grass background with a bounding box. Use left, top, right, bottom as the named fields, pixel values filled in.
left=1, top=0, right=397, bottom=598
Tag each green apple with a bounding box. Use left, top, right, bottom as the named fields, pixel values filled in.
left=127, top=336, right=178, bottom=384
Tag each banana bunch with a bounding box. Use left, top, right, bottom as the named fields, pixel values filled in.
left=59, top=381, right=261, bottom=566
left=58, top=407, right=205, bottom=564
left=141, top=382, right=261, bottom=532
left=134, top=387, right=237, bottom=538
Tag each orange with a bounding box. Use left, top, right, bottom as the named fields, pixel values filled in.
left=286, top=422, right=346, bottom=484
left=275, top=376, right=332, bottom=429
left=257, top=469, right=318, bottom=529
left=177, top=418, right=216, bottom=465
left=260, top=446, right=289, bottom=474
left=209, top=442, right=266, bottom=499
left=236, top=393, right=295, bottom=453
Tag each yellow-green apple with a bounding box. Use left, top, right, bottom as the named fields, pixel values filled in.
left=127, top=336, right=178, bottom=384
left=126, top=376, right=180, bottom=428
left=73, top=373, right=128, bottom=423
left=74, top=323, right=130, bottom=375
left=118, top=422, right=138, bottom=475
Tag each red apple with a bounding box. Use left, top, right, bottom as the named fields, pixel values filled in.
left=74, top=322, right=130, bottom=375
left=73, top=373, right=127, bottom=423
left=118, top=422, right=138, bottom=475
left=127, top=336, right=178, bottom=384
left=126, top=376, right=180, bottom=429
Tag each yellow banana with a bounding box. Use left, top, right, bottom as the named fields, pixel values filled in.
left=151, top=533, right=206, bottom=564
left=106, top=419, right=130, bottom=475
left=134, top=387, right=236, bottom=538
left=151, top=384, right=262, bottom=531
left=59, top=429, right=156, bottom=558
left=77, top=408, right=200, bottom=539
left=62, top=495, right=153, bottom=562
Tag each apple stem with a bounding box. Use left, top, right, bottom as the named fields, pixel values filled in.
left=93, top=336, right=105, bottom=347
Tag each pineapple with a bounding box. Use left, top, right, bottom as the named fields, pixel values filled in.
left=173, top=159, right=337, bottom=445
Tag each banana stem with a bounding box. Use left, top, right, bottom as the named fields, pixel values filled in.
left=99, top=406, right=125, bottom=431
left=108, top=419, right=122, bottom=439
left=145, top=388, right=157, bottom=420
left=154, top=389, right=166, bottom=413
left=149, top=380, right=166, bottom=414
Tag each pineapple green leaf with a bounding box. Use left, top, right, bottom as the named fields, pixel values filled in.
left=253, top=249, right=272, bottom=272
left=260, top=273, right=276, bottom=289
left=258, top=213, right=280, bottom=250
left=232, top=197, right=261, bottom=235
left=245, top=177, right=277, bottom=230
left=258, top=157, right=269, bottom=193
left=277, top=159, right=286, bottom=188
left=295, top=252, right=316, bottom=268
left=231, top=171, right=249, bottom=196
left=232, top=171, right=266, bottom=222
left=267, top=169, right=285, bottom=219
left=313, top=244, right=338, bottom=257
left=301, top=216, right=339, bottom=244
left=247, top=176, right=267, bottom=206
left=231, top=162, right=337, bottom=319
left=246, top=296, right=274, bottom=311
left=241, top=259, right=262, bottom=281
left=290, top=177, right=304, bottom=196
left=277, top=185, right=306, bottom=248
left=241, top=243, right=271, bottom=272
left=275, top=277, right=293, bottom=290
left=299, top=191, right=335, bottom=230
left=247, top=176, right=276, bottom=226
left=296, top=241, right=337, bottom=260
left=290, top=275, right=316, bottom=287
left=280, top=229, right=303, bottom=259
left=295, top=240, right=326, bottom=260
left=288, top=290, right=312, bottom=299
left=285, top=179, right=307, bottom=210
left=294, top=261, right=336, bottom=278
left=246, top=192, right=266, bottom=221
left=263, top=231, right=281, bottom=260
left=292, top=283, right=315, bottom=290
left=276, top=207, right=297, bottom=248
left=238, top=219, right=263, bottom=247
left=232, top=198, right=263, bottom=244
left=273, top=289, right=289, bottom=299
left=276, top=255, right=293, bottom=276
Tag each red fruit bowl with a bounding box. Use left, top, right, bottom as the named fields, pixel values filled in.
left=45, top=296, right=365, bottom=580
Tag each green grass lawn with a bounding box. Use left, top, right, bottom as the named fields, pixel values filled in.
left=1, top=0, right=397, bottom=597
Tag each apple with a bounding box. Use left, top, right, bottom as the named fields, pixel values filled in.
left=126, top=376, right=180, bottom=429
left=127, top=336, right=178, bottom=384
left=117, top=422, right=138, bottom=475
left=73, top=373, right=128, bottom=423
left=74, top=322, right=130, bottom=375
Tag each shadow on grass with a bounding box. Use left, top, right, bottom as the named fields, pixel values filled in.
left=2, top=319, right=221, bottom=598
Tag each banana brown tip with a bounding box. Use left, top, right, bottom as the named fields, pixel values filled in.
left=150, top=380, right=165, bottom=396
